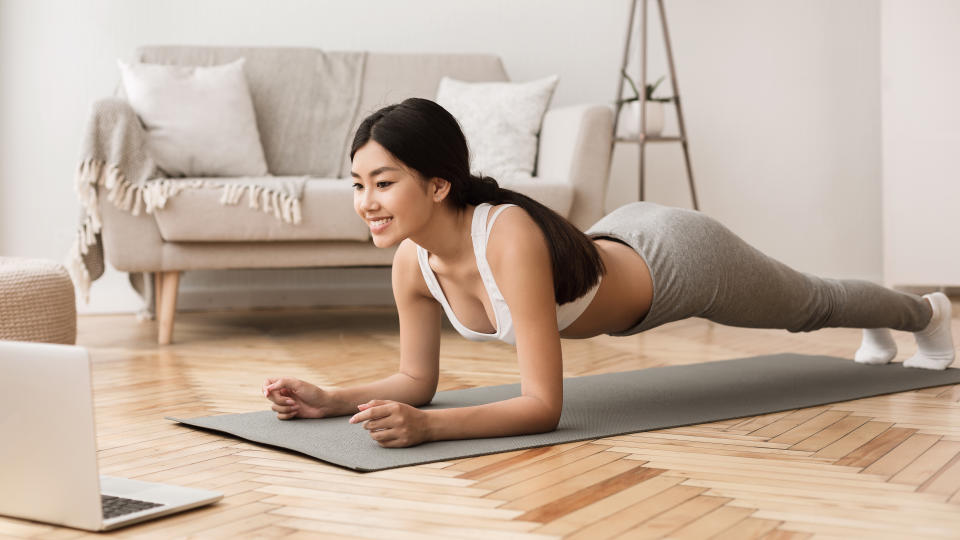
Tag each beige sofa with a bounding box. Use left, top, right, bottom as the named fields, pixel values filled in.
left=92, top=46, right=614, bottom=344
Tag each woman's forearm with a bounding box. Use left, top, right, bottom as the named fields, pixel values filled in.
left=426, top=396, right=561, bottom=441
left=327, top=372, right=435, bottom=416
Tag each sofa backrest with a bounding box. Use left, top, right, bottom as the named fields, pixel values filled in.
left=134, top=46, right=508, bottom=178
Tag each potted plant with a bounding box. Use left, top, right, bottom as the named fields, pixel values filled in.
left=617, top=72, right=672, bottom=137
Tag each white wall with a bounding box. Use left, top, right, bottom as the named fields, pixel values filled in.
left=881, top=0, right=960, bottom=288
left=0, top=0, right=885, bottom=313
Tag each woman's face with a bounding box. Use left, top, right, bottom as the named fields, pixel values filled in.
left=351, top=140, right=437, bottom=248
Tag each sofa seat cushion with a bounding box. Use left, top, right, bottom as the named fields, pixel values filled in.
left=153, top=178, right=370, bottom=242
left=152, top=177, right=574, bottom=243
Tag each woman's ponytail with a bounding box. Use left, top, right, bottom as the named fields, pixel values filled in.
left=463, top=175, right=503, bottom=205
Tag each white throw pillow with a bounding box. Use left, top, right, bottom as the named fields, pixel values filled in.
left=436, top=75, right=559, bottom=181
left=118, top=58, right=269, bottom=177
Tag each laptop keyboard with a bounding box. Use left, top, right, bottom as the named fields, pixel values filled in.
left=101, top=494, right=163, bottom=519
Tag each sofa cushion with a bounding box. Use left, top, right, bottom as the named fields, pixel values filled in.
left=151, top=177, right=574, bottom=243
left=118, top=58, right=268, bottom=177
left=152, top=178, right=370, bottom=242
left=436, top=75, right=559, bottom=181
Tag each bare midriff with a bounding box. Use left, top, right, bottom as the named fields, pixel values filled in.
left=559, top=238, right=655, bottom=339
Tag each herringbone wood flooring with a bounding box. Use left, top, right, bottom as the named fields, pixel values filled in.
left=3, top=300, right=959, bottom=539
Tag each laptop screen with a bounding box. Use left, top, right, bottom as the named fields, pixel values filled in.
left=0, top=341, right=104, bottom=530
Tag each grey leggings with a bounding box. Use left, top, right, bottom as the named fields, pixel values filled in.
left=585, top=202, right=932, bottom=336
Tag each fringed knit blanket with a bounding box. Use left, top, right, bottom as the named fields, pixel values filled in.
left=67, top=97, right=305, bottom=303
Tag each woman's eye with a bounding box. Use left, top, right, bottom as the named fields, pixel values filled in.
left=352, top=183, right=363, bottom=191
left=376, top=181, right=392, bottom=189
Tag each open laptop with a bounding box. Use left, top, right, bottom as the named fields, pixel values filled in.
left=0, top=340, right=222, bottom=531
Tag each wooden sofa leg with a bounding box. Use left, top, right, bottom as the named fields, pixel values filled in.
left=158, top=271, right=180, bottom=345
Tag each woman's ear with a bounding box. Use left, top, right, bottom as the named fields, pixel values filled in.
left=431, top=178, right=451, bottom=202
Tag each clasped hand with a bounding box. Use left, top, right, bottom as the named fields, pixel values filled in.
left=349, top=400, right=431, bottom=448
left=262, top=377, right=430, bottom=448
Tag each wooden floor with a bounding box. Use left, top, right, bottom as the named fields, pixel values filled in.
left=4, top=300, right=960, bottom=539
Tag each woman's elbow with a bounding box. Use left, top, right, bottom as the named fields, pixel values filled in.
left=412, top=390, right=436, bottom=408
left=532, top=405, right=562, bottom=434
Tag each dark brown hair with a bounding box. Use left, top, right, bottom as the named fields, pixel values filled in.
left=350, top=98, right=604, bottom=304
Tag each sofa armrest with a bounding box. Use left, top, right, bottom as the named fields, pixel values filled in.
left=536, top=104, right=614, bottom=230
left=100, top=197, right=165, bottom=272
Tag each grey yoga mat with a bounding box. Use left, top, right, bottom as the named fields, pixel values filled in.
left=169, top=354, right=960, bottom=472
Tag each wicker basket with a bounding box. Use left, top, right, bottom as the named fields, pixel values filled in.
left=0, top=257, right=77, bottom=344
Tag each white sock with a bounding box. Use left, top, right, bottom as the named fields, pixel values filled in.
left=854, top=328, right=897, bottom=365
left=904, top=292, right=955, bottom=370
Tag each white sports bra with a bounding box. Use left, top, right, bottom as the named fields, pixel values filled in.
left=415, top=203, right=601, bottom=345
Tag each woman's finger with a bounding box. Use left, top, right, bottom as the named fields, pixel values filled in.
left=369, top=428, right=394, bottom=442
left=265, top=392, right=291, bottom=405
left=350, top=404, right=390, bottom=424
left=271, top=403, right=298, bottom=414
left=264, top=377, right=295, bottom=395
left=363, top=416, right=392, bottom=432
left=357, top=399, right=389, bottom=412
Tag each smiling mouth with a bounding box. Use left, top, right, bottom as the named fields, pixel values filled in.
left=369, top=217, right=393, bottom=231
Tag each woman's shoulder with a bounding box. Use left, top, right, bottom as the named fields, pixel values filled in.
left=392, top=239, right=433, bottom=300
left=486, top=204, right=549, bottom=264
left=394, top=236, right=423, bottom=258
left=485, top=204, right=557, bottom=314
left=486, top=203, right=536, bottom=233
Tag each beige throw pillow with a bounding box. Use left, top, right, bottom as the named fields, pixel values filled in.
left=118, top=58, right=269, bottom=177
left=436, top=75, right=559, bottom=181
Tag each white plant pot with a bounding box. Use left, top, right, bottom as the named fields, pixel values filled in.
left=618, top=101, right=665, bottom=137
